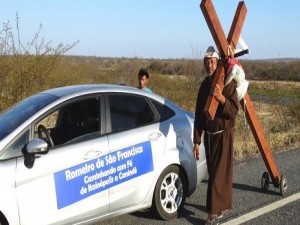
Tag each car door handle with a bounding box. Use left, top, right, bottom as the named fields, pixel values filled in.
left=83, top=150, right=102, bottom=160
left=149, top=132, right=162, bottom=141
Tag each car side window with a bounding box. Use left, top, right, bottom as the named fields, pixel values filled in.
left=151, top=99, right=175, bottom=122
left=35, top=111, right=59, bottom=134
left=34, top=97, right=100, bottom=147
left=108, top=94, right=156, bottom=133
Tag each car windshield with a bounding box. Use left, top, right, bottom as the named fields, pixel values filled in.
left=0, top=93, right=59, bottom=141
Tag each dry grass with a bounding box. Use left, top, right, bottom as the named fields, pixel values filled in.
left=234, top=101, right=300, bottom=161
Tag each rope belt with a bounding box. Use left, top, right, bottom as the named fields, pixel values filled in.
left=207, top=130, right=224, bottom=135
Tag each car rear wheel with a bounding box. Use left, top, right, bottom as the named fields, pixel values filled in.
left=152, top=165, right=187, bottom=221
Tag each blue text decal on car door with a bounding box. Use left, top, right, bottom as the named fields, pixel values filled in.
left=54, top=141, right=153, bottom=209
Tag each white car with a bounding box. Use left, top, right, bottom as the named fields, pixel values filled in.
left=0, top=84, right=207, bottom=225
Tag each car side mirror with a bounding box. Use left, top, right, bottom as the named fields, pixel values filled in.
left=23, top=138, right=49, bottom=169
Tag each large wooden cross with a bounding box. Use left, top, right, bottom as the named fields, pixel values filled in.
left=200, top=0, right=282, bottom=190
left=201, top=0, right=246, bottom=119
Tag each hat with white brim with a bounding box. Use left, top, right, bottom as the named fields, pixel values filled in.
left=204, top=46, right=220, bottom=60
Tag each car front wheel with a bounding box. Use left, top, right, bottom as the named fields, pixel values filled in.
left=152, top=165, right=187, bottom=221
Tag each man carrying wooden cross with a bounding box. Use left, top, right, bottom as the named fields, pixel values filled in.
left=193, top=46, right=239, bottom=225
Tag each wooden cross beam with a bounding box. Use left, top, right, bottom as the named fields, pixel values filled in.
left=241, top=93, right=281, bottom=185
left=200, top=0, right=282, bottom=188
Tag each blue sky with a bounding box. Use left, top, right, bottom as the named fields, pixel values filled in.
left=1, top=0, right=300, bottom=59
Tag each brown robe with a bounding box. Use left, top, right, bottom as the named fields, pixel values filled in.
left=194, top=74, right=239, bottom=214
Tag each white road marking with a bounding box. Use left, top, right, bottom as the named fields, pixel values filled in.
left=222, top=192, right=300, bottom=225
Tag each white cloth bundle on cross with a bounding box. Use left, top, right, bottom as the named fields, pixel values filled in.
left=224, top=46, right=249, bottom=100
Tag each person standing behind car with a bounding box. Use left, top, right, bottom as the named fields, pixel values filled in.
left=137, top=68, right=152, bottom=92
left=193, top=46, right=239, bottom=225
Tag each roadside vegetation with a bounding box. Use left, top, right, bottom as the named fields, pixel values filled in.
left=0, top=14, right=77, bottom=110
left=0, top=17, right=299, bottom=160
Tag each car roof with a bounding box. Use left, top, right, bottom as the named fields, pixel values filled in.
left=41, top=84, right=140, bottom=98
left=41, top=84, right=169, bottom=108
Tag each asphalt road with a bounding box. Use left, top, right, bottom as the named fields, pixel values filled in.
left=94, top=148, right=300, bottom=225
